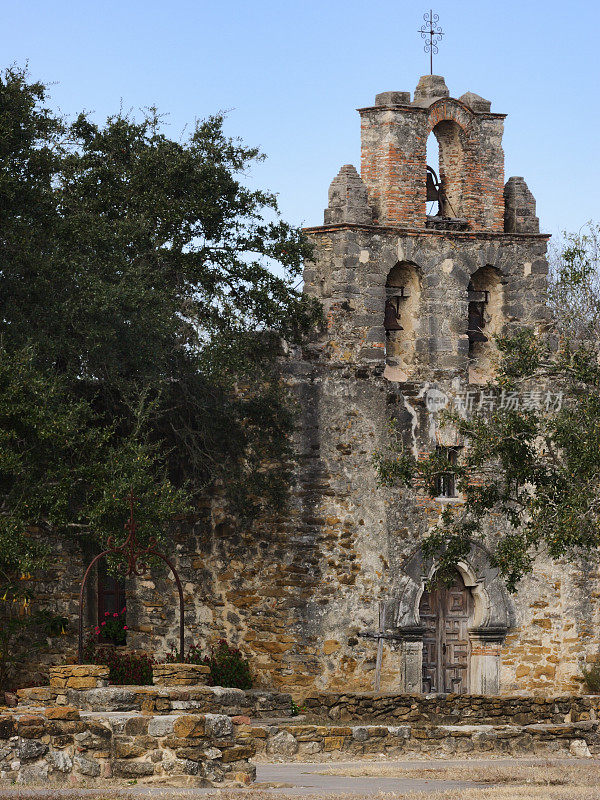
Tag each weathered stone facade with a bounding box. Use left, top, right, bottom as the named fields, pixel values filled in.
left=18, top=75, right=600, bottom=699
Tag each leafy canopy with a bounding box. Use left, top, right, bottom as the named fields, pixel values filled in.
left=0, top=65, right=319, bottom=684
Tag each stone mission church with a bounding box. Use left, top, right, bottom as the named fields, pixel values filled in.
left=47, top=75, right=599, bottom=698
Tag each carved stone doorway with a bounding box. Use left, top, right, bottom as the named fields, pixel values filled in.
left=419, top=570, right=473, bottom=694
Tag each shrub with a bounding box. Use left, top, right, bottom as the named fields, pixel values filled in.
left=82, top=636, right=153, bottom=685
left=204, top=640, right=252, bottom=689
left=164, top=638, right=252, bottom=689
left=94, top=607, right=127, bottom=646
left=582, top=661, right=600, bottom=693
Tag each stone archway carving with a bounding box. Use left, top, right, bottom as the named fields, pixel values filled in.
left=385, top=541, right=513, bottom=695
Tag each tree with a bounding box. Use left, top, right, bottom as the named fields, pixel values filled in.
left=0, top=66, right=319, bottom=686
left=373, top=225, right=600, bottom=592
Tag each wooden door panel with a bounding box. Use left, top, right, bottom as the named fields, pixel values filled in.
left=419, top=572, right=472, bottom=694
left=420, top=589, right=439, bottom=693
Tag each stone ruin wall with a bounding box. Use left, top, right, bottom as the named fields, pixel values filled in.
left=21, top=229, right=600, bottom=697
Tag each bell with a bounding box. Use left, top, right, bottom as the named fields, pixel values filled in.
left=426, top=166, right=439, bottom=202
left=384, top=299, right=403, bottom=331
left=467, top=302, right=488, bottom=342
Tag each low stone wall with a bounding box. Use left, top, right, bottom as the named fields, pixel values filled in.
left=18, top=684, right=292, bottom=717
left=241, top=720, right=599, bottom=760
left=301, top=693, right=600, bottom=725
left=0, top=708, right=254, bottom=787
left=153, top=663, right=210, bottom=686
left=49, top=665, right=109, bottom=690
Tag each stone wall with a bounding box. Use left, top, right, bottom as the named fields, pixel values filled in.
left=0, top=708, right=255, bottom=787
left=300, top=692, right=600, bottom=725
left=18, top=685, right=292, bottom=718
left=245, top=720, right=599, bottom=760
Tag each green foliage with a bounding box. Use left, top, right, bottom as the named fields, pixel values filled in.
left=373, top=227, right=600, bottom=593
left=290, top=699, right=306, bottom=716
left=372, top=421, right=418, bottom=488
left=581, top=662, right=600, bottom=694
left=166, top=639, right=252, bottom=689
left=204, top=640, right=252, bottom=689
left=548, top=223, right=600, bottom=341
left=95, top=608, right=127, bottom=645
left=83, top=639, right=153, bottom=685
left=0, top=64, right=320, bottom=683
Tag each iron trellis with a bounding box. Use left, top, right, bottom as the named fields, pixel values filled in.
left=78, top=490, right=185, bottom=664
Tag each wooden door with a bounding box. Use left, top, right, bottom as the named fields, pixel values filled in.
left=419, top=571, right=473, bottom=694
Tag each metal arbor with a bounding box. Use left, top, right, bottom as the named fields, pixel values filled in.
left=77, top=490, right=185, bottom=664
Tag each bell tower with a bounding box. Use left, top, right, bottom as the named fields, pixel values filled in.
left=303, top=74, right=548, bottom=385
left=296, top=76, right=549, bottom=694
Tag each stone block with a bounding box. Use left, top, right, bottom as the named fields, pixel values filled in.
left=67, top=687, right=137, bottom=711
left=124, top=716, right=149, bottom=735
left=204, top=714, right=234, bottom=738
left=0, top=715, right=16, bottom=739
left=375, top=91, right=411, bottom=106
left=73, top=753, right=101, bottom=777
left=221, top=745, right=255, bottom=763
left=148, top=716, right=175, bottom=737
left=153, top=663, right=211, bottom=687
left=17, top=740, right=48, bottom=761
left=16, top=763, right=49, bottom=784
left=111, top=759, right=155, bottom=777
left=46, top=749, right=73, bottom=772
left=49, top=665, right=109, bottom=689
left=267, top=730, right=299, bottom=756
left=114, top=736, right=152, bottom=758
left=44, top=706, right=80, bottom=721
left=173, top=715, right=206, bottom=738
left=323, top=736, right=346, bottom=751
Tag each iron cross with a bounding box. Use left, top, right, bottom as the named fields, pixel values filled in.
left=418, top=10, right=444, bottom=75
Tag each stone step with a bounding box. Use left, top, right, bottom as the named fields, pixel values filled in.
left=17, top=685, right=292, bottom=718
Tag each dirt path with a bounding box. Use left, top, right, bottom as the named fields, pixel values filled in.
left=0, top=756, right=595, bottom=798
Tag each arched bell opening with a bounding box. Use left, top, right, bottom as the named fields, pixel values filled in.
left=383, top=261, right=421, bottom=382
left=426, top=121, right=468, bottom=222
left=467, top=265, right=504, bottom=384
left=426, top=132, right=441, bottom=217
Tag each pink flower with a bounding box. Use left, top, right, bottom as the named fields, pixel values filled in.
left=113, top=612, right=118, bottom=617
left=101, top=621, right=106, bottom=626
left=105, top=611, right=109, bottom=616
left=122, top=607, right=126, bottom=614
left=123, top=625, right=128, bottom=630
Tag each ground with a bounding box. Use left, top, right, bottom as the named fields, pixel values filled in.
left=1, top=757, right=600, bottom=799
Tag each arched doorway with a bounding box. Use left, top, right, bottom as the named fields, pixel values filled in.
left=419, top=569, right=473, bottom=694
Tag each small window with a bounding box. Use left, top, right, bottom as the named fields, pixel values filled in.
left=435, top=446, right=460, bottom=498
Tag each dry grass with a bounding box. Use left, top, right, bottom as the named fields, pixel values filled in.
left=317, top=760, right=600, bottom=786
left=2, top=789, right=600, bottom=800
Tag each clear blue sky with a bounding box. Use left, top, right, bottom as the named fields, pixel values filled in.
left=2, top=0, right=598, bottom=239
